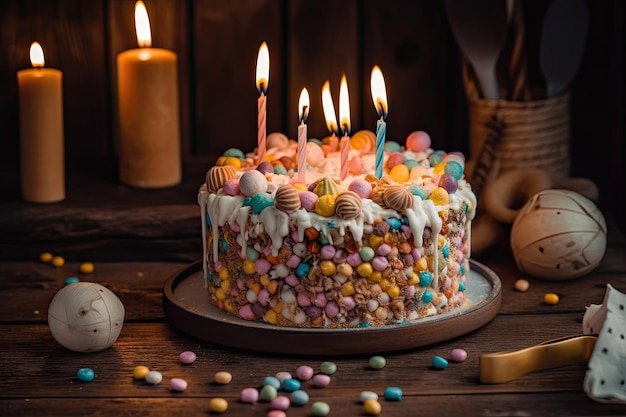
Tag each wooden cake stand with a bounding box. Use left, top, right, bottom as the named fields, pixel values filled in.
left=163, top=260, right=501, bottom=355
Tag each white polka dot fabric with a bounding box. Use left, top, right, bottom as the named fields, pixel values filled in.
left=583, top=284, right=626, bottom=403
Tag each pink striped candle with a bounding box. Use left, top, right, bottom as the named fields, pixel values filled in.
left=255, top=42, right=269, bottom=164
left=297, top=88, right=310, bottom=182
left=340, top=135, right=349, bottom=179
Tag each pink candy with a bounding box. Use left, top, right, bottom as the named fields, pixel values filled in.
left=170, top=378, right=188, bottom=391
left=255, top=258, right=272, bottom=275
left=348, top=179, right=372, bottom=199
left=295, top=365, right=314, bottom=381
left=271, top=395, right=290, bottom=410
left=312, top=373, right=331, bottom=387
left=299, top=191, right=318, bottom=211
left=179, top=351, right=197, bottom=364
left=406, top=130, right=431, bottom=152
left=240, top=387, right=259, bottom=403
left=324, top=301, right=340, bottom=318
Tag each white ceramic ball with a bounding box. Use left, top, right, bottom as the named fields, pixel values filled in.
left=48, top=282, right=125, bottom=352
left=510, top=189, right=607, bottom=280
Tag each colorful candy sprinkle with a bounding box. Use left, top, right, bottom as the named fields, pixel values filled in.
left=364, top=398, right=383, bottom=415
left=311, top=401, right=331, bottom=416
left=170, top=378, right=188, bottom=392
left=267, top=411, right=287, bottom=417
left=544, top=293, right=560, bottom=305
left=368, top=355, right=386, bottom=370
left=432, top=355, right=449, bottom=369
left=208, top=397, right=228, bottom=413
left=79, top=262, right=95, bottom=274
left=515, top=279, right=530, bottom=292
left=383, top=386, right=403, bottom=401
left=240, top=387, right=259, bottom=403
left=214, top=371, right=232, bottom=385
left=259, top=384, right=278, bottom=401
left=179, top=351, right=196, bottom=364
left=64, top=277, right=80, bottom=285
left=270, top=395, right=290, bottom=410
left=282, top=378, right=301, bottom=392
left=360, top=391, right=379, bottom=402
left=312, top=374, right=331, bottom=387
left=145, top=371, right=163, bottom=385
left=320, top=361, right=337, bottom=375
left=51, top=255, right=65, bottom=268
left=450, top=348, right=468, bottom=362
left=290, top=390, right=310, bottom=406
left=133, top=365, right=150, bottom=380
left=295, top=365, right=314, bottom=381
left=77, top=368, right=95, bottom=382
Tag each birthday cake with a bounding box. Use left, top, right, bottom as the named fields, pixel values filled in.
left=198, top=130, right=477, bottom=328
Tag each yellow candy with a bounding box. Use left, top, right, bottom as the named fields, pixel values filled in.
left=319, top=260, right=337, bottom=276
left=515, top=279, right=530, bottom=292
left=387, top=285, right=400, bottom=298
left=433, top=161, right=447, bottom=176
left=356, top=262, right=373, bottom=277
left=219, top=280, right=230, bottom=293
left=380, top=278, right=392, bottom=291
left=350, top=133, right=368, bottom=150
left=544, top=293, right=560, bottom=305
left=429, top=187, right=449, bottom=206
left=265, top=309, right=278, bottom=324
left=219, top=267, right=229, bottom=280
left=438, top=235, right=445, bottom=249
left=133, top=365, right=150, bottom=380
left=243, top=260, right=256, bottom=274
left=408, top=272, right=419, bottom=285
left=337, top=263, right=353, bottom=277
left=51, top=256, right=65, bottom=268
left=216, top=156, right=242, bottom=170
left=369, top=234, right=384, bottom=249
left=208, top=398, right=229, bottom=413
left=389, top=164, right=410, bottom=183
left=414, top=258, right=428, bottom=272
left=266, top=280, right=278, bottom=294
left=214, top=371, right=233, bottom=385
left=364, top=399, right=382, bottom=415
left=369, top=271, right=382, bottom=283
left=315, top=194, right=337, bottom=217
left=341, top=282, right=356, bottom=296
left=383, top=232, right=398, bottom=244
left=79, top=262, right=95, bottom=274
left=40, top=252, right=53, bottom=263
left=215, top=288, right=227, bottom=301
left=293, top=183, right=308, bottom=192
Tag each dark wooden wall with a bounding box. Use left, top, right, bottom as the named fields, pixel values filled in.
left=0, top=0, right=624, bottom=230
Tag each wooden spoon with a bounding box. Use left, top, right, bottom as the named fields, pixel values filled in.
left=445, top=0, right=509, bottom=99
left=539, top=0, right=589, bottom=97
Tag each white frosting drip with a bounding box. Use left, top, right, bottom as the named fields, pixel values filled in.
left=206, top=192, right=245, bottom=263
left=259, top=206, right=290, bottom=256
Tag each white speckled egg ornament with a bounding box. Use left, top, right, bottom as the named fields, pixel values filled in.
left=510, top=189, right=607, bottom=280
left=48, top=282, right=125, bottom=352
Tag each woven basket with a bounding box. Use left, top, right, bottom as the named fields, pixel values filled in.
left=463, top=65, right=572, bottom=197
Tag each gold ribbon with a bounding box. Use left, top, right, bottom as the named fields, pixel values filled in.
left=480, top=335, right=597, bottom=384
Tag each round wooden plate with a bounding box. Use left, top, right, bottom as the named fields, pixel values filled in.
left=163, top=260, right=502, bottom=355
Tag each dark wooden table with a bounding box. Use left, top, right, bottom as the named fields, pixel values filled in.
left=2, top=165, right=626, bottom=416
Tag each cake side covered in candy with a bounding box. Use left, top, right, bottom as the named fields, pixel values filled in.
left=198, top=130, right=477, bottom=328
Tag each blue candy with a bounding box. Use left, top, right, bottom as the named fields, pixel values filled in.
left=432, top=356, right=449, bottom=369
left=250, top=193, right=274, bottom=214
left=421, top=289, right=433, bottom=303
left=282, top=378, right=301, bottom=392
left=223, top=148, right=245, bottom=160
left=291, top=390, right=309, bottom=406
left=263, top=376, right=281, bottom=390
left=77, top=368, right=95, bottom=382
left=384, top=386, right=403, bottom=401
left=387, top=218, right=402, bottom=230
left=419, top=272, right=433, bottom=287
left=64, top=277, right=80, bottom=285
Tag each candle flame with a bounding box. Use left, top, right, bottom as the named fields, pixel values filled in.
left=339, top=74, right=351, bottom=135
left=370, top=65, right=388, bottom=118
left=298, top=88, right=310, bottom=123
left=256, top=42, right=270, bottom=93
left=135, top=1, right=152, bottom=48
left=321, top=81, right=338, bottom=134
left=29, top=42, right=45, bottom=67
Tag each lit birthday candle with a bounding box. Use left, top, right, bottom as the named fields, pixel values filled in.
left=297, top=88, right=310, bottom=182
left=370, top=65, right=388, bottom=179
left=321, top=80, right=339, bottom=152
left=338, top=74, right=351, bottom=180
left=256, top=42, right=269, bottom=164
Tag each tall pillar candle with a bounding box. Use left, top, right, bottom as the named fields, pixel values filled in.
left=17, top=42, right=65, bottom=203
left=117, top=1, right=181, bottom=188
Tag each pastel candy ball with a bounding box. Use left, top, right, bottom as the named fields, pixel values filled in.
left=312, top=374, right=331, bottom=387
left=223, top=148, right=245, bottom=159
left=311, top=401, right=331, bottom=416
left=369, top=355, right=386, bottom=369
left=384, top=141, right=403, bottom=153
left=299, top=191, right=318, bottom=211
left=429, top=187, right=449, bottom=206
left=306, top=142, right=326, bottom=167
left=432, top=355, right=449, bottom=369
left=383, top=386, right=403, bottom=401
left=145, top=370, right=163, bottom=385
left=314, top=194, right=337, bottom=217
left=214, top=371, right=233, bottom=384
left=444, top=160, right=464, bottom=180
left=170, top=378, right=188, bottom=392
left=291, top=389, right=310, bottom=406
left=349, top=157, right=365, bottom=175
left=222, top=178, right=240, bottom=196
left=406, top=130, right=431, bottom=152
left=320, top=361, right=337, bottom=375
left=438, top=173, right=458, bottom=193
left=296, top=365, right=314, bottom=381
left=389, top=164, right=410, bottom=183
left=267, top=132, right=290, bottom=149
left=47, top=282, right=125, bottom=353
left=385, top=152, right=405, bottom=170
left=257, top=161, right=274, bottom=175
left=348, top=179, right=372, bottom=198
left=239, top=170, right=268, bottom=196
left=77, top=368, right=95, bottom=382
left=250, top=193, right=274, bottom=213
left=259, top=384, right=278, bottom=401
left=450, top=348, right=468, bottom=362
left=208, top=398, right=228, bottom=413
left=240, top=387, right=259, bottom=403
left=364, top=399, right=382, bottom=415
left=133, top=365, right=150, bottom=379
left=179, top=350, right=197, bottom=364
left=271, top=395, right=290, bottom=410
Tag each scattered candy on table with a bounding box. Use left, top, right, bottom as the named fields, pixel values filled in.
left=364, top=398, right=383, bottom=415
left=432, top=355, right=449, bottom=369
left=240, top=387, right=259, bottom=403
left=259, top=384, right=278, bottom=401
left=295, top=365, right=314, bottom=381
left=311, top=401, right=331, bottom=416
left=544, top=293, right=560, bottom=305
left=179, top=350, right=196, bottom=364
left=40, top=252, right=53, bottom=263
left=369, top=355, right=386, bottom=369
left=169, top=378, right=188, bottom=392
left=312, top=374, right=331, bottom=387
left=133, top=365, right=150, bottom=380
left=64, top=276, right=80, bottom=285
left=77, top=368, right=95, bottom=382
left=79, top=262, right=95, bottom=274
left=145, top=370, right=163, bottom=385
left=383, top=386, right=403, bottom=401
left=214, top=371, right=232, bottom=385
left=270, top=395, right=290, bottom=410
left=320, top=361, right=337, bottom=375
left=208, top=397, right=228, bottom=413
left=282, top=378, right=301, bottom=392
left=515, top=279, right=530, bottom=292
left=263, top=376, right=281, bottom=390
left=360, top=390, right=379, bottom=402
left=51, top=255, right=65, bottom=268
left=267, top=411, right=287, bottom=417
left=275, top=371, right=292, bottom=383
left=290, top=389, right=309, bottom=406
left=450, top=348, right=468, bottom=362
